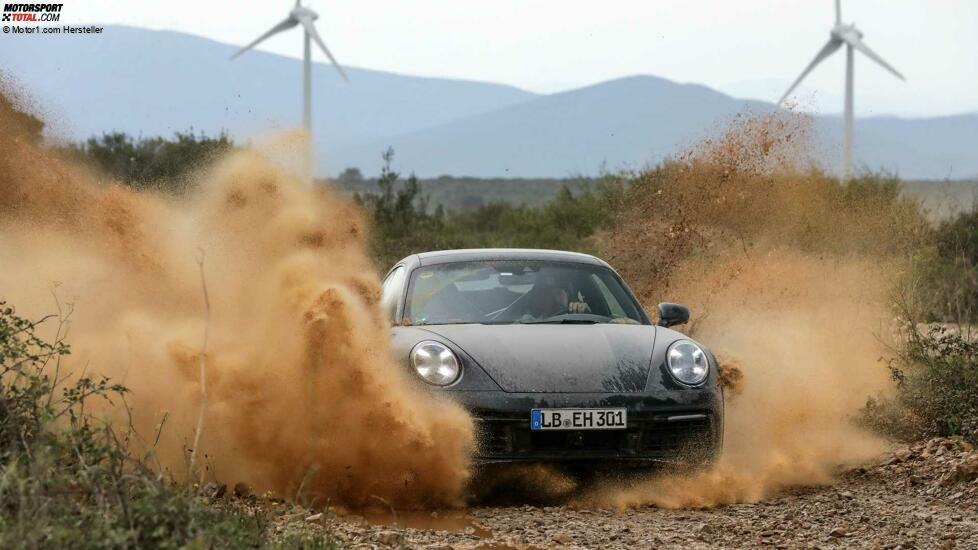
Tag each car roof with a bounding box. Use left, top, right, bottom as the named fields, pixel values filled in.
left=410, top=248, right=608, bottom=267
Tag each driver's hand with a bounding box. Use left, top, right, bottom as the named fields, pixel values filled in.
left=568, top=291, right=591, bottom=313
left=568, top=301, right=591, bottom=313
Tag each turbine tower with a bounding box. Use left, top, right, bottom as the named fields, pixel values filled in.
left=231, top=0, right=349, bottom=133
left=778, top=0, right=905, bottom=180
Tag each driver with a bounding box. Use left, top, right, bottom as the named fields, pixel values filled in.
left=520, top=274, right=590, bottom=321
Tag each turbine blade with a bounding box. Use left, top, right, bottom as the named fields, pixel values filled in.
left=843, top=34, right=906, bottom=81
left=835, top=0, right=841, bottom=24
left=230, top=17, right=298, bottom=60
left=778, top=39, right=843, bottom=104
left=299, top=17, right=350, bottom=82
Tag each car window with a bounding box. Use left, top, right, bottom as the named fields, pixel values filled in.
left=380, top=266, right=406, bottom=321
left=404, top=260, right=645, bottom=325
left=590, top=273, right=627, bottom=318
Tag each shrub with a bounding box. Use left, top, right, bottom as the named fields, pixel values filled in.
left=863, top=324, right=978, bottom=445
left=0, top=301, right=265, bottom=548
left=64, top=131, right=234, bottom=193
left=357, top=149, right=618, bottom=269
left=603, top=148, right=925, bottom=305
left=920, top=207, right=978, bottom=323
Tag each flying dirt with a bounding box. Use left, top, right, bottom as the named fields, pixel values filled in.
left=0, top=90, right=473, bottom=509
left=594, top=112, right=925, bottom=508
left=0, top=84, right=927, bottom=519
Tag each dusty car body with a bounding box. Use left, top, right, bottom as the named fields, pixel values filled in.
left=381, top=248, right=723, bottom=464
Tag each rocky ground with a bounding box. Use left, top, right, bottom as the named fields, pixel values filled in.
left=226, top=437, right=978, bottom=549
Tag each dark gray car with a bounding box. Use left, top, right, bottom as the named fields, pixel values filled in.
left=381, top=248, right=723, bottom=464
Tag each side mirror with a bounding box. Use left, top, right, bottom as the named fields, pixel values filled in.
left=657, top=302, right=689, bottom=328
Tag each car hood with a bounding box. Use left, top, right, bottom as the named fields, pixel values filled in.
left=416, top=324, right=657, bottom=393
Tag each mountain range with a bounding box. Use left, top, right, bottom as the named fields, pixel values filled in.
left=1, top=25, right=975, bottom=179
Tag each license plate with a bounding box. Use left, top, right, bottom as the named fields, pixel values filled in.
left=530, top=408, right=627, bottom=430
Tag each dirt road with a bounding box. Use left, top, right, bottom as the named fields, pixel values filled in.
left=262, top=438, right=978, bottom=548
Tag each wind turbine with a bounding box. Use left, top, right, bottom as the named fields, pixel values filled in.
left=778, top=0, right=905, bottom=180
left=230, top=0, right=349, bottom=133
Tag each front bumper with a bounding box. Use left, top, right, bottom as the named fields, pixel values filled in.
left=448, top=390, right=723, bottom=463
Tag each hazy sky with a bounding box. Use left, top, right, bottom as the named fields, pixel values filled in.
left=76, top=0, right=977, bottom=117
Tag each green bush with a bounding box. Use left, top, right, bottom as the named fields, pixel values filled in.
left=0, top=301, right=266, bottom=548
left=358, top=149, right=618, bottom=269
left=64, top=131, right=234, bottom=193
left=864, top=325, right=978, bottom=444
left=862, top=203, right=978, bottom=443
left=920, top=207, right=978, bottom=323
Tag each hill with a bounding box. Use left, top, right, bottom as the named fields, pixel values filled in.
left=337, top=75, right=978, bottom=179
left=2, top=26, right=975, bottom=179
left=0, top=25, right=536, bottom=153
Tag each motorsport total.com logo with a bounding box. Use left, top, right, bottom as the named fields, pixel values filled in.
left=2, top=3, right=63, bottom=22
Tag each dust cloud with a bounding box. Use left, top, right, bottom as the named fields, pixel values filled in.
left=594, top=112, right=925, bottom=508
left=0, top=82, right=926, bottom=513
left=0, top=92, right=473, bottom=509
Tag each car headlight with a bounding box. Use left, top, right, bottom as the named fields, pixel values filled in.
left=410, top=341, right=461, bottom=386
left=666, top=340, right=709, bottom=386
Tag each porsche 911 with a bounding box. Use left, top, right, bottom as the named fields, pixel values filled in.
left=381, top=248, right=723, bottom=465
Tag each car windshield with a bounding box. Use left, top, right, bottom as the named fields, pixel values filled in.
left=404, top=260, right=645, bottom=325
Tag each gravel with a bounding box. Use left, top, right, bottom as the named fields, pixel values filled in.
left=258, top=437, right=978, bottom=548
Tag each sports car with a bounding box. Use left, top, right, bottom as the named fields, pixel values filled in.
left=381, top=249, right=723, bottom=465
